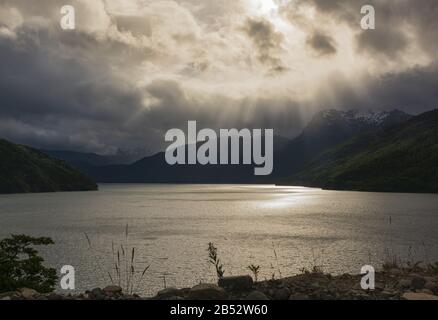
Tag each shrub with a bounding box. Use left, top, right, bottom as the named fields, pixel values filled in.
left=0, top=234, right=57, bottom=293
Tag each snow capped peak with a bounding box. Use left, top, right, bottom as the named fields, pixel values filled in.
left=318, top=109, right=410, bottom=126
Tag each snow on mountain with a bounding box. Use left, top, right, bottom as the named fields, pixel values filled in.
left=318, top=109, right=411, bottom=127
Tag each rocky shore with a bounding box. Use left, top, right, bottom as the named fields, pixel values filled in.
left=2, top=266, right=438, bottom=301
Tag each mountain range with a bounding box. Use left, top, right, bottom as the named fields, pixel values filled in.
left=37, top=110, right=411, bottom=183
left=3, top=108, right=437, bottom=194
left=55, top=109, right=411, bottom=185
left=273, top=109, right=412, bottom=177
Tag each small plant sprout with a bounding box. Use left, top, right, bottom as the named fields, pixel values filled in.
left=247, top=264, right=260, bottom=282
left=207, top=242, right=225, bottom=281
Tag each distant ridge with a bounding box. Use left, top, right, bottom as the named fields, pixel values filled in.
left=67, top=109, right=411, bottom=184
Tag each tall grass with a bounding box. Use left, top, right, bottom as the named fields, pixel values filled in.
left=85, top=224, right=149, bottom=294
left=208, top=242, right=225, bottom=281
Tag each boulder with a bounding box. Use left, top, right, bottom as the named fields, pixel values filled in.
left=47, top=293, right=65, bottom=300
left=289, top=293, right=310, bottom=300
left=218, top=275, right=253, bottom=291
left=188, top=284, right=228, bottom=300
left=90, top=287, right=105, bottom=300
left=19, top=288, right=38, bottom=299
left=245, top=291, right=269, bottom=300
left=420, top=289, right=434, bottom=295
left=425, top=281, right=438, bottom=295
left=103, top=285, right=123, bottom=296
left=398, top=279, right=412, bottom=289
left=0, top=291, right=15, bottom=299
left=410, top=276, right=426, bottom=290
left=157, top=287, right=183, bottom=299
left=273, top=287, right=291, bottom=300
left=402, top=292, right=438, bottom=300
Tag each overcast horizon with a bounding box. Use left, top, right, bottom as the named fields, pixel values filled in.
left=1, top=0, right=438, bottom=155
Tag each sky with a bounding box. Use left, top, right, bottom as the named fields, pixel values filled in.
left=0, top=0, right=437, bottom=154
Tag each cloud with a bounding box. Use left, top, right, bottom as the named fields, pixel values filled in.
left=0, top=0, right=437, bottom=155
left=306, top=31, right=337, bottom=56
left=242, top=17, right=287, bottom=73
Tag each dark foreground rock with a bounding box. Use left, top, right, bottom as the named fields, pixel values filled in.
left=219, top=275, right=253, bottom=291
left=2, top=266, right=438, bottom=301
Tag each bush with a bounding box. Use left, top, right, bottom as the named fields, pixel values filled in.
left=0, top=234, right=57, bottom=293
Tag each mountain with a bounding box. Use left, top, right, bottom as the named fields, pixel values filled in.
left=42, top=150, right=118, bottom=168
left=0, top=139, right=98, bottom=194
left=42, top=148, right=149, bottom=168
left=273, top=109, right=412, bottom=177
left=285, top=109, right=438, bottom=193
left=84, top=135, right=290, bottom=183
left=77, top=110, right=411, bottom=184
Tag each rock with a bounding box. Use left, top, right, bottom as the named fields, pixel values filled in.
left=398, top=279, right=412, bottom=289
left=410, top=276, right=426, bottom=290
left=47, top=293, right=64, bottom=300
left=188, top=284, right=228, bottom=300
left=425, top=282, right=438, bottom=295
left=273, top=287, right=291, bottom=300
left=103, top=285, right=123, bottom=296
left=157, top=287, right=183, bottom=299
left=245, top=291, right=269, bottom=300
left=402, top=292, right=438, bottom=300
left=420, top=289, right=434, bottom=295
left=218, top=275, right=253, bottom=291
left=90, top=288, right=105, bottom=300
left=19, top=288, right=38, bottom=299
left=1, top=296, right=11, bottom=300
left=289, top=293, right=310, bottom=300
left=0, top=291, right=15, bottom=299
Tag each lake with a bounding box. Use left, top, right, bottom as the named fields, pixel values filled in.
left=1, top=184, right=437, bottom=296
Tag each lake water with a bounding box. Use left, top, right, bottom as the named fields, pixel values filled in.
left=1, top=184, right=437, bottom=296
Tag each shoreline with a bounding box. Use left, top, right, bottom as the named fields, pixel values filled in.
left=2, top=265, right=438, bottom=301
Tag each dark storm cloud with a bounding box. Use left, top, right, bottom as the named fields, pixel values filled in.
left=292, top=0, right=438, bottom=59
left=1, top=0, right=438, bottom=155
left=320, top=63, right=438, bottom=114
left=0, top=30, right=147, bottom=153
left=0, top=26, right=306, bottom=153
left=355, top=27, right=407, bottom=60
left=133, top=79, right=307, bottom=138
left=242, top=18, right=287, bottom=73
left=306, top=31, right=337, bottom=56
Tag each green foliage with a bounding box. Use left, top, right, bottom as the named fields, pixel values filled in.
left=0, top=235, right=57, bottom=293
left=290, top=110, right=438, bottom=193
left=0, top=138, right=98, bottom=194
left=207, top=242, right=225, bottom=281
